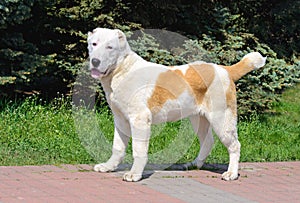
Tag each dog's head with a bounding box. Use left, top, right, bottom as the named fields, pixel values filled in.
left=87, top=28, right=131, bottom=79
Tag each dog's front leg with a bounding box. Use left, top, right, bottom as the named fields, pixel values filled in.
left=123, top=112, right=151, bottom=182
left=94, top=126, right=130, bottom=172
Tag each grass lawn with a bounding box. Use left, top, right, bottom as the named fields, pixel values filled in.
left=0, top=84, right=299, bottom=166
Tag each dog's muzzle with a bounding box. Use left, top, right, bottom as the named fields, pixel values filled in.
left=91, top=58, right=101, bottom=68
left=90, top=58, right=109, bottom=79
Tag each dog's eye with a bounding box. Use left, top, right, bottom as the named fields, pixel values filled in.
left=106, top=46, right=113, bottom=49
left=92, top=42, right=97, bottom=46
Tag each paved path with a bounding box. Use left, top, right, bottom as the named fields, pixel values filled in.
left=0, top=162, right=299, bottom=202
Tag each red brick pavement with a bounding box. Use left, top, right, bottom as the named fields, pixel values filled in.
left=0, top=164, right=183, bottom=203
left=0, top=162, right=299, bottom=203
left=186, top=162, right=300, bottom=203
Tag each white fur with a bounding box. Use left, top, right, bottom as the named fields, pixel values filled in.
left=88, top=28, right=262, bottom=182
left=243, top=52, right=267, bottom=70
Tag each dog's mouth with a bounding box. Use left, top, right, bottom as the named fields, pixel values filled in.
left=91, top=68, right=108, bottom=79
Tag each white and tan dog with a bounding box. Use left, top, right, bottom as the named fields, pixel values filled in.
left=88, top=28, right=266, bottom=182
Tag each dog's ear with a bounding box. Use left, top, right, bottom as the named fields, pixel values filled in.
left=87, top=31, right=94, bottom=54
left=116, top=29, right=126, bottom=40
left=88, top=28, right=96, bottom=40
left=115, top=29, right=127, bottom=49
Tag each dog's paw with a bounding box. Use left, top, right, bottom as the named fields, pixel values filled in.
left=123, top=172, right=142, bottom=182
left=191, top=160, right=205, bottom=169
left=221, top=171, right=239, bottom=181
left=94, top=163, right=114, bottom=173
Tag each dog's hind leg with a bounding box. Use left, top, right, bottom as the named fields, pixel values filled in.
left=210, top=109, right=240, bottom=181
left=94, top=126, right=130, bottom=173
left=187, top=115, right=214, bottom=169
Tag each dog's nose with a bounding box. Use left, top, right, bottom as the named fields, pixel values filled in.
left=91, top=58, right=101, bottom=67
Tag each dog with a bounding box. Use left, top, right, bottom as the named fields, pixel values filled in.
left=87, top=28, right=266, bottom=182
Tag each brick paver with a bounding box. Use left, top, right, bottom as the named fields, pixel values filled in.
left=138, top=171, right=255, bottom=203
left=0, top=162, right=299, bottom=202
left=0, top=165, right=182, bottom=203
left=185, top=162, right=300, bottom=203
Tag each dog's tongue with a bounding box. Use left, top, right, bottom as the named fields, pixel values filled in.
left=91, top=68, right=102, bottom=79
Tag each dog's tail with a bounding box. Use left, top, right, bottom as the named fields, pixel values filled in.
left=224, top=52, right=266, bottom=82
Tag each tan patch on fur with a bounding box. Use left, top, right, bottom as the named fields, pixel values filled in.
left=224, top=58, right=253, bottom=82
left=147, top=64, right=215, bottom=112
left=147, top=70, right=186, bottom=113
left=186, top=64, right=215, bottom=104
left=226, top=81, right=237, bottom=116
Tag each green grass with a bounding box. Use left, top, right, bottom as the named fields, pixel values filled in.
left=0, top=84, right=299, bottom=166
left=0, top=96, right=92, bottom=165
